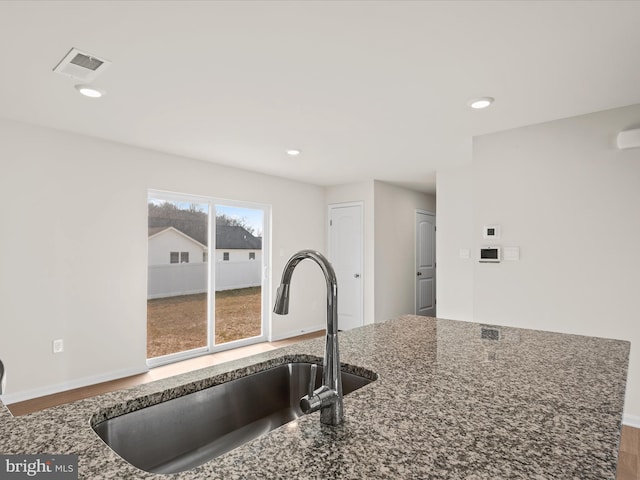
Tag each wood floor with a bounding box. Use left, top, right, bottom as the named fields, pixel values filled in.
left=619, top=426, right=640, bottom=480
left=5, top=333, right=639, bottom=479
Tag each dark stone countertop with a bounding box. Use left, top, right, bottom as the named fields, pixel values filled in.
left=0, top=315, right=630, bottom=479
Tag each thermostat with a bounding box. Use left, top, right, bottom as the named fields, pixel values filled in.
left=479, top=246, right=501, bottom=263
left=483, top=225, right=501, bottom=240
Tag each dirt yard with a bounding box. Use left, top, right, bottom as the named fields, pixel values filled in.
left=146, top=287, right=262, bottom=358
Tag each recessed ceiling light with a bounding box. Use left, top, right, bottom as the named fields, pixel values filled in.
left=286, top=149, right=301, bottom=156
left=468, top=97, right=494, bottom=109
left=74, top=84, right=105, bottom=98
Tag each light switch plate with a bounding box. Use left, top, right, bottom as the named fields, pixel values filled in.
left=53, top=339, right=64, bottom=353
left=503, top=247, right=520, bottom=261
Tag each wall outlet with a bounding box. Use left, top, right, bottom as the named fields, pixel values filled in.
left=53, top=339, right=64, bottom=354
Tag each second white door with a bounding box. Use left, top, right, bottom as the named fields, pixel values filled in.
left=415, top=211, right=436, bottom=317
left=328, top=203, right=363, bottom=330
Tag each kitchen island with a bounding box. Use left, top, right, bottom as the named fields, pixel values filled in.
left=0, top=315, right=630, bottom=479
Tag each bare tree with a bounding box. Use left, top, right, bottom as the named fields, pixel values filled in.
left=148, top=201, right=258, bottom=242
left=148, top=202, right=208, bottom=245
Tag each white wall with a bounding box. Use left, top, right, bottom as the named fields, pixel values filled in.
left=435, top=167, right=474, bottom=321
left=436, top=103, right=640, bottom=423
left=373, top=180, right=436, bottom=322
left=0, top=118, right=326, bottom=401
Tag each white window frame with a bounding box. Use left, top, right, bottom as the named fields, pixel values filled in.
left=147, top=190, right=271, bottom=367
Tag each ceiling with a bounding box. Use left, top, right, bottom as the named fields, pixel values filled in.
left=1, top=1, right=639, bottom=194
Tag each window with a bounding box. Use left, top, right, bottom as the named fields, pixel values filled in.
left=170, top=251, right=189, bottom=264
left=149, top=195, right=209, bottom=363
left=147, top=191, right=270, bottom=367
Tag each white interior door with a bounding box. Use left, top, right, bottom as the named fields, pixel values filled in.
left=416, top=211, right=436, bottom=317
left=328, top=203, right=363, bottom=330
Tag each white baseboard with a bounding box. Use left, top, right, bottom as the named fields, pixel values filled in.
left=0, top=365, right=148, bottom=405
left=623, top=414, right=640, bottom=428
left=270, top=324, right=325, bottom=342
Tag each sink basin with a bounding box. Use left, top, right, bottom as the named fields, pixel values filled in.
left=91, top=361, right=376, bottom=474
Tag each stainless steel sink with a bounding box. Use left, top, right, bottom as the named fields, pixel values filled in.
left=91, top=362, right=376, bottom=474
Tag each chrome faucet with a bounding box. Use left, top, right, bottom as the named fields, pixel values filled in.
left=0, top=359, right=5, bottom=395
left=273, top=250, right=344, bottom=426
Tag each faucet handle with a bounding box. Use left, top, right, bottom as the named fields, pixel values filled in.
left=307, top=363, right=317, bottom=399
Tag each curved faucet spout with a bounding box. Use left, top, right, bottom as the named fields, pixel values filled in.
left=0, top=359, right=5, bottom=396
left=273, top=249, right=343, bottom=425
left=274, top=250, right=338, bottom=335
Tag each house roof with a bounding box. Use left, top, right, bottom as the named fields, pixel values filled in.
left=148, top=226, right=169, bottom=237
left=148, top=224, right=261, bottom=250
left=148, top=226, right=208, bottom=250
left=216, top=225, right=262, bottom=250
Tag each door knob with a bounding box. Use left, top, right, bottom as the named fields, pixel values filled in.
left=417, top=272, right=422, bottom=276
left=354, top=274, right=360, bottom=278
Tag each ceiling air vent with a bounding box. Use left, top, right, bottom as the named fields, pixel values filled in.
left=53, top=47, right=111, bottom=82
